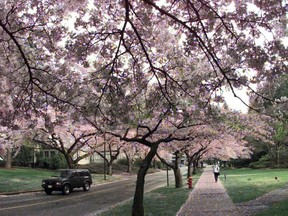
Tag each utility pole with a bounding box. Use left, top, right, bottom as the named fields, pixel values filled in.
left=104, top=133, right=107, bottom=180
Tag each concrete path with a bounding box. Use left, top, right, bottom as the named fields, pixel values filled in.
left=177, top=167, right=240, bottom=216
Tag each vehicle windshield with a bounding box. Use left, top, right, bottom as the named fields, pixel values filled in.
left=52, top=170, right=71, bottom=178
left=59, top=170, right=70, bottom=178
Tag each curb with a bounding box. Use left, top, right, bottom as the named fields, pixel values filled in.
left=0, top=189, right=43, bottom=196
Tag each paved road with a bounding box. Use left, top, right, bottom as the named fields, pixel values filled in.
left=0, top=169, right=176, bottom=216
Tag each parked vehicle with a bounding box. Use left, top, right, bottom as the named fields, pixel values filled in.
left=42, top=169, right=92, bottom=195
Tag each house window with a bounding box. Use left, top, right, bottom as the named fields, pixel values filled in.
left=44, top=151, right=49, bottom=158
left=50, top=151, right=55, bottom=157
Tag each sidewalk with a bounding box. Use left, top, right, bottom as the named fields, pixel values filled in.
left=177, top=167, right=240, bottom=216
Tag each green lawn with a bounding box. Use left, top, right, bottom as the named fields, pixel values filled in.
left=100, top=172, right=202, bottom=216
left=3, top=167, right=288, bottom=215
left=100, top=186, right=191, bottom=216
left=220, top=168, right=288, bottom=203
left=0, top=166, right=202, bottom=215
left=255, top=199, right=288, bottom=216
left=0, top=167, right=55, bottom=192
left=0, top=167, right=119, bottom=193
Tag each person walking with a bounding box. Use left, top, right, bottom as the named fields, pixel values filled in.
left=213, top=164, right=220, bottom=182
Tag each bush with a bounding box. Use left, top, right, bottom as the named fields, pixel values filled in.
left=79, top=162, right=143, bottom=174
left=150, top=160, right=164, bottom=169
left=36, top=153, right=67, bottom=170
left=50, top=154, right=67, bottom=169
left=117, top=158, right=128, bottom=165
left=13, top=145, right=33, bottom=167
left=0, top=160, right=5, bottom=167
left=79, top=163, right=105, bottom=173
left=229, top=158, right=251, bottom=168
left=133, top=158, right=143, bottom=167
left=249, top=154, right=273, bottom=169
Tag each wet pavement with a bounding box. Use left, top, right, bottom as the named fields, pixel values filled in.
left=177, top=167, right=240, bottom=216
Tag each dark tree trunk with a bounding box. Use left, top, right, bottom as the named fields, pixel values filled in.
left=132, top=144, right=158, bottom=216
left=65, top=154, right=74, bottom=169
left=107, top=155, right=118, bottom=175
left=107, top=163, right=112, bottom=175
left=187, top=159, right=192, bottom=178
left=192, top=161, right=197, bottom=174
left=173, top=167, right=183, bottom=188
left=5, top=148, right=12, bottom=169
left=173, top=150, right=183, bottom=188
left=125, top=153, right=132, bottom=173
left=153, top=159, right=156, bottom=169
left=127, top=161, right=132, bottom=173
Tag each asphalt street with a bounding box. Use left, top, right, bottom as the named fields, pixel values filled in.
left=0, top=169, right=177, bottom=216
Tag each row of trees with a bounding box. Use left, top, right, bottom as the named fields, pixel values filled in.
left=0, top=1, right=287, bottom=215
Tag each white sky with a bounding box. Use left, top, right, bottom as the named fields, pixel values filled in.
left=224, top=88, right=250, bottom=113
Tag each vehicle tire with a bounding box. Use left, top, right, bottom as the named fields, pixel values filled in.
left=62, top=184, right=71, bottom=195
left=45, top=189, right=52, bottom=195
left=83, top=181, right=90, bottom=191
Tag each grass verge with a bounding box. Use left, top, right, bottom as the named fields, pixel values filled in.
left=100, top=171, right=202, bottom=216
left=220, top=168, right=288, bottom=203
left=255, top=199, right=288, bottom=216
left=0, top=166, right=202, bottom=215
left=0, top=167, right=120, bottom=193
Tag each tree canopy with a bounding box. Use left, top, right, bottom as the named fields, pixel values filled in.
left=0, top=1, right=287, bottom=215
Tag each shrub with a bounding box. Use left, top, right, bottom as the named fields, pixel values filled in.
left=79, top=163, right=104, bottom=173
left=117, top=158, right=128, bottom=165
left=229, top=158, right=251, bottom=168
left=150, top=160, right=164, bottom=169
left=50, top=154, right=67, bottom=169
left=36, top=153, right=67, bottom=170
left=13, top=145, right=33, bottom=167
left=249, top=154, right=273, bottom=169
left=0, top=160, right=5, bottom=167
left=133, top=158, right=143, bottom=167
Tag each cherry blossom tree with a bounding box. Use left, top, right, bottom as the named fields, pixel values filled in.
left=122, top=142, right=144, bottom=173
left=93, top=133, right=122, bottom=175
left=33, top=128, right=98, bottom=168
left=32, top=108, right=99, bottom=168
left=1, top=1, right=287, bottom=216
left=156, top=148, right=184, bottom=188
left=0, top=78, right=36, bottom=168
left=184, top=140, right=210, bottom=176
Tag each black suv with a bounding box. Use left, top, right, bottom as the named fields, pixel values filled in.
left=42, top=169, right=92, bottom=195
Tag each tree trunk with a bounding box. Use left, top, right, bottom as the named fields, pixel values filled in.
left=65, top=154, right=74, bottom=169
left=107, top=163, right=113, bottom=175
left=124, top=152, right=132, bottom=173
left=173, top=151, right=183, bottom=188
left=132, top=144, right=158, bottom=216
left=277, top=143, right=280, bottom=166
left=192, top=161, right=197, bottom=174
left=127, top=159, right=132, bottom=173
left=5, top=148, right=12, bottom=169
left=127, top=161, right=132, bottom=173
left=173, top=167, right=183, bottom=188
left=187, top=159, right=192, bottom=178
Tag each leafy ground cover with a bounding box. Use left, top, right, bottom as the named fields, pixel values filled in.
left=220, top=168, right=288, bottom=203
